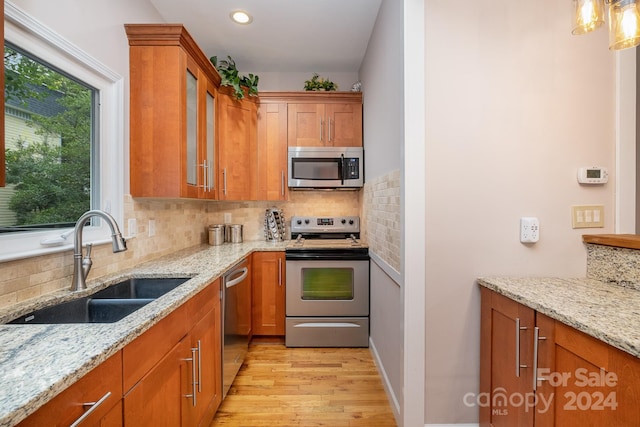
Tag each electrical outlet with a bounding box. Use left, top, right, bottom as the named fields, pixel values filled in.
left=148, top=219, right=156, bottom=237
left=520, top=217, right=539, bottom=243
left=128, top=218, right=137, bottom=237
left=571, top=205, right=604, bottom=228
left=224, top=212, right=232, bottom=223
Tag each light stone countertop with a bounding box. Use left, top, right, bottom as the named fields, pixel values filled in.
left=478, top=277, right=640, bottom=359
left=0, top=240, right=287, bottom=427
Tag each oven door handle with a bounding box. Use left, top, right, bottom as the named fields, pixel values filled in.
left=225, top=267, right=248, bottom=288
left=293, top=322, right=362, bottom=328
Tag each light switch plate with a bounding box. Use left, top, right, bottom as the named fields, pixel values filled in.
left=572, top=205, right=604, bottom=228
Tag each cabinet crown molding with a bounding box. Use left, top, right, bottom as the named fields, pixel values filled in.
left=258, top=91, right=363, bottom=104
left=124, top=24, right=221, bottom=86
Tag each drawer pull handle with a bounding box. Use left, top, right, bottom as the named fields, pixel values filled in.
left=70, top=391, right=111, bottom=427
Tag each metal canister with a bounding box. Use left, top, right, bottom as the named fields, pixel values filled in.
left=208, top=224, right=225, bottom=246
left=225, top=224, right=243, bottom=243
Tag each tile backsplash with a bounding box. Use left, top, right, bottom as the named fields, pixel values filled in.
left=0, top=191, right=360, bottom=308
left=362, top=169, right=401, bottom=272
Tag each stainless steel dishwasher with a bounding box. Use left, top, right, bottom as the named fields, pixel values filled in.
left=222, top=257, right=251, bottom=399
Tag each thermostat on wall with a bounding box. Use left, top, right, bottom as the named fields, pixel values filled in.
left=577, top=166, right=608, bottom=184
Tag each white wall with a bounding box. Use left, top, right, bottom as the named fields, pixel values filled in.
left=253, top=71, right=359, bottom=93
left=359, top=0, right=403, bottom=179
left=424, top=0, right=615, bottom=423
left=359, top=0, right=404, bottom=422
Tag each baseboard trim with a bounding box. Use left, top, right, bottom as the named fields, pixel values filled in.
left=368, top=337, right=401, bottom=423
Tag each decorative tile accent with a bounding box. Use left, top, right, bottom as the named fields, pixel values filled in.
left=362, top=170, right=401, bottom=272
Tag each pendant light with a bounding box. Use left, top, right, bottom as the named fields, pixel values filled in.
left=572, top=0, right=606, bottom=34
left=608, top=0, right=640, bottom=49
left=571, top=0, right=640, bottom=50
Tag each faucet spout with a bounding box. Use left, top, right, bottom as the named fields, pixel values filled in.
left=71, top=210, right=127, bottom=291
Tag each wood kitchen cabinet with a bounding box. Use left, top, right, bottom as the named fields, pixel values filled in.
left=17, top=352, right=123, bottom=427
left=256, top=100, right=288, bottom=201
left=481, top=287, right=640, bottom=427
left=217, top=87, right=258, bottom=200
left=123, top=279, right=222, bottom=427
left=480, top=287, right=537, bottom=426
left=286, top=92, right=363, bottom=147
left=126, top=24, right=219, bottom=199
left=252, top=252, right=286, bottom=336
left=185, top=279, right=222, bottom=426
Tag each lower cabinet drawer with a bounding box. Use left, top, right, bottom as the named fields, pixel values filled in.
left=285, top=317, right=369, bottom=348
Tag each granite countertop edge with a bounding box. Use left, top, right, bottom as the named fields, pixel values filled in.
left=0, top=240, right=288, bottom=427
left=477, top=276, right=640, bottom=360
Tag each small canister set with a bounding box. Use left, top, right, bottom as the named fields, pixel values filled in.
left=264, top=208, right=286, bottom=242
left=208, top=223, right=243, bottom=246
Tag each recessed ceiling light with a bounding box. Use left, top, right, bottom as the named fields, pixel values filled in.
left=230, top=10, right=253, bottom=25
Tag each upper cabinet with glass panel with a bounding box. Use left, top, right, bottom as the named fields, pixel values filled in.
left=125, top=24, right=220, bottom=200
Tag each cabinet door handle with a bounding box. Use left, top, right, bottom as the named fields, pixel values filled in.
left=184, top=350, right=197, bottom=407
left=281, top=170, right=285, bottom=197
left=532, top=326, right=547, bottom=391
left=200, top=161, right=208, bottom=191
left=328, top=118, right=332, bottom=143
left=205, top=160, right=210, bottom=192
left=319, top=118, right=323, bottom=142
left=197, top=339, right=202, bottom=393
left=515, top=317, right=528, bottom=377
left=278, top=258, right=282, bottom=286
left=70, top=391, right=111, bottom=427
left=223, top=168, right=227, bottom=196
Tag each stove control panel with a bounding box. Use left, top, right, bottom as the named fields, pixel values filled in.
left=290, top=216, right=360, bottom=234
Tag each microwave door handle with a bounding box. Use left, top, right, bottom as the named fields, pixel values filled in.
left=341, top=154, right=345, bottom=186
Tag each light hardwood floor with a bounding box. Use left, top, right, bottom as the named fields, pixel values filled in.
left=210, top=342, right=398, bottom=427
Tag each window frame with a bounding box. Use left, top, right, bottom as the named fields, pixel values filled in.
left=1, top=3, right=124, bottom=262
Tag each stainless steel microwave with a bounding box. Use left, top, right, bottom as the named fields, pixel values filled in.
left=288, top=147, right=364, bottom=189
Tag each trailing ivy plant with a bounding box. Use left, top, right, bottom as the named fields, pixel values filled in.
left=304, top=73, right=338, bottom=91
left=210, top=55, right=259, bottom=100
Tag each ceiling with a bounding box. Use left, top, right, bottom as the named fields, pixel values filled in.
left=149, top=0, right=383, bottom=73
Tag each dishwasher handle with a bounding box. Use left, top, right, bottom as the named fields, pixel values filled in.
left=225, top=267, right=248, bottom=288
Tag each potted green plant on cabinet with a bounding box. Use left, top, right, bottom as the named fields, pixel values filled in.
left=210, top=55, right=259, bottom=99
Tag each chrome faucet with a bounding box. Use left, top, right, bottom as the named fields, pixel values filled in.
left=71, top=210, right=127, bottom=291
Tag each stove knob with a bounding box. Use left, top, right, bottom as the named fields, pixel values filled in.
left=304, top=219, right=310, bottom=224
left=296, top=219, right=302, bottom=225
left=341, top=219, right=346, bottom=224
left=349, top=220, right=354, bottom=225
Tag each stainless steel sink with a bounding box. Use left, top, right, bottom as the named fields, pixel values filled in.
left=6, top=277, right=189, bottom=324
left=91, top=277, right=190, bottom=300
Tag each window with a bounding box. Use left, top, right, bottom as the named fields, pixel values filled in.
left=3, top=43, right=97, bottom=231
left=1, top=4, right=124, bottom=261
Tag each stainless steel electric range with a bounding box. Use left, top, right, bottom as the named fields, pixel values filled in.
left=285, top=216, right=370, bottom=347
